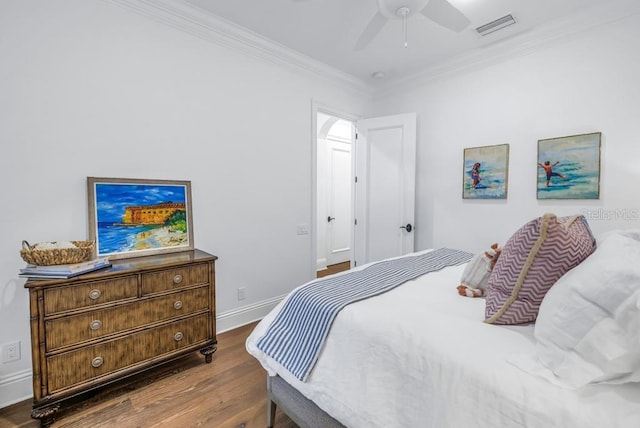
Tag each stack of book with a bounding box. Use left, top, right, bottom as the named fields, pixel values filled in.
left=19, top=257, right=111, bottom=280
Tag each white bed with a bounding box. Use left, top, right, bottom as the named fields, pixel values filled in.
left=246, top=226, right=640, bottom=428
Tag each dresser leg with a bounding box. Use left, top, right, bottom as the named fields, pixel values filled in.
left=31, top=404, right=60, bottom=427
left=200, top=344, right=218, bottom=363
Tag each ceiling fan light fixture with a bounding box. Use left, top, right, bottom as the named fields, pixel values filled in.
left=396, top=6, right=411, bottom=17
left=355, top=0, right=470, bottom=51
left=378, top=0, right=427, bottom=19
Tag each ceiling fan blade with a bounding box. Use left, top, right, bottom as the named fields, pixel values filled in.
left=421, top=0, right=471, bottom=32
left=354, top=11, right=388, bottom=51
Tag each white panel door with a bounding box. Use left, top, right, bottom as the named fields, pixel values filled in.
left=353, top=113, right=416, bottom=266
left=326, top=140, right=352, bottom=265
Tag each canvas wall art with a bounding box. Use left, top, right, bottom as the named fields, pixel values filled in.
left=462, top=144, right=509, bottom=199
left=537, top=132, right=601, bottom=199
left=87, top=177, right=194, bottom=259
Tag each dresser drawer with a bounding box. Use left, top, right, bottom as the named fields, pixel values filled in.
left=44, top=276, right=138, bottom=315
left=46, top=313, right=210, bottom=394
left=45, top=287, right=210, bottom=351
left=141, top=263, right=209, bottom=295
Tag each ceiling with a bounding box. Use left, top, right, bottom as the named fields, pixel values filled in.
left=180, top=0, right=616, bottom=85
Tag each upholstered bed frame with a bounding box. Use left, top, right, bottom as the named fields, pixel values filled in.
left=267, top=375, right=344, bottom=428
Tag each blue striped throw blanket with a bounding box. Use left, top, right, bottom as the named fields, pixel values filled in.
left=256, top=248, right=473, bottom=381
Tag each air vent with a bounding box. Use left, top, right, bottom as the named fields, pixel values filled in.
left=475, top=14, right=516, bottom=36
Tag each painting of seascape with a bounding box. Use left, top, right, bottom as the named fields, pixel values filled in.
left=463, top=144, right=509, bottom=199
left=87, top=177, right=194, bottom=259
left=537, top=132, right=601, bottom=199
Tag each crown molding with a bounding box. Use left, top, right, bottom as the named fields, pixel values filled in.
left=374, top=0, right=640, bottom=99
left=106, top=0, right=374, bottom=99
left=104, top=0, right=639, bottom=101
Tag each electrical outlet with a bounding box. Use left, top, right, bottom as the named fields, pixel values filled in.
left=237, top=287, right=246, bottom=301
left=2, top=341, right=21, bottom=363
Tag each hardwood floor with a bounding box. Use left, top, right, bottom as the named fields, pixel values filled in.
left=0, top=322, right=297, bottom=428
left=316, top=261, right=350, bottom=278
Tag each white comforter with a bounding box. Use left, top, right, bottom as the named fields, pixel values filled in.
left=246, top=252, right=640, bottom=428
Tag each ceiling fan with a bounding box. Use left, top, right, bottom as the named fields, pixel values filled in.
left=354, top=0, right=471, bottom=50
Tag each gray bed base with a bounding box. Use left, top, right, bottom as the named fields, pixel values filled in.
left=267, top=375, right=346, bottom=428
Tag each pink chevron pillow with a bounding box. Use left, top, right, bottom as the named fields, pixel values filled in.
left=484, top=213, right=595, bottom=325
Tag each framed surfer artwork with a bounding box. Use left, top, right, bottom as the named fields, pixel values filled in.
left=536, top=132, right=601, bottom=199
left=87, top=177, right=194, bottom=260
left=462, top=144, right=509, bottom=199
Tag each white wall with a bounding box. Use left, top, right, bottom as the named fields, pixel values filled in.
left=0, top=0, right=369, bottom=407
left=371, top=10, right=640, bottom=254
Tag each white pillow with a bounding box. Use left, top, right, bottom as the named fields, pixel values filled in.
left=596, top=228, right=640, bottom=244
left=534, top=230, right=640, bottom=388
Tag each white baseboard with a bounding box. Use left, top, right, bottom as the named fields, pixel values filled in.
left=0, top=368, right=32, bottom=409
left=0, top=296, right=285, bottom=410
left=216, top=294, right=285, bottom=333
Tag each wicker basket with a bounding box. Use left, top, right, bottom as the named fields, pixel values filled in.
left=20, top=240, right=95, bottom=266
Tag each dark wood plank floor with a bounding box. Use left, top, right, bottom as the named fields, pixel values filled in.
left=0, top=322, right=297, bottom=428
left=316, top=261, right=350, bottom=278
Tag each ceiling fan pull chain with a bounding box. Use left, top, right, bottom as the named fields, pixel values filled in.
left=403, top=14, right=408, bottom=48
left=396, top=6, right=410, bottom=48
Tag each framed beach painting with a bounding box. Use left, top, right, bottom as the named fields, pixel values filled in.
left=537, top=132, right=601, bottom=199
left=87, top=177, right=194, bottom=260
left=462, top=144, right=509, bottom=199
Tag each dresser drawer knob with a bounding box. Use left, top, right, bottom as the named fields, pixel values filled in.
left=173, top=274, right=183, bottom=285
left=173, top=300, right=183, bottom=310
left=90, top=320, right=103, bottom=331
left=91, top=356, right=104, bottom=368
left=88, top=289, right=102, bottom=300
left=174, top=332, right=184, bottom=342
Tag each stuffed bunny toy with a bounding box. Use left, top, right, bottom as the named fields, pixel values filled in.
left=456, top=243, right=501, bottom=298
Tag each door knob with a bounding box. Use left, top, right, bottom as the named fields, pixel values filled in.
left=327, top=216, right=335, bottom=222
left=400, top=223, right=413, bottom=232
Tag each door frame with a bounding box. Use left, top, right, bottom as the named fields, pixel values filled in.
left=310, top=101, right=358, bottom=280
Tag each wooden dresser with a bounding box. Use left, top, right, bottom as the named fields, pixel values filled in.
left=24, top=249, right=217, bottom=427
